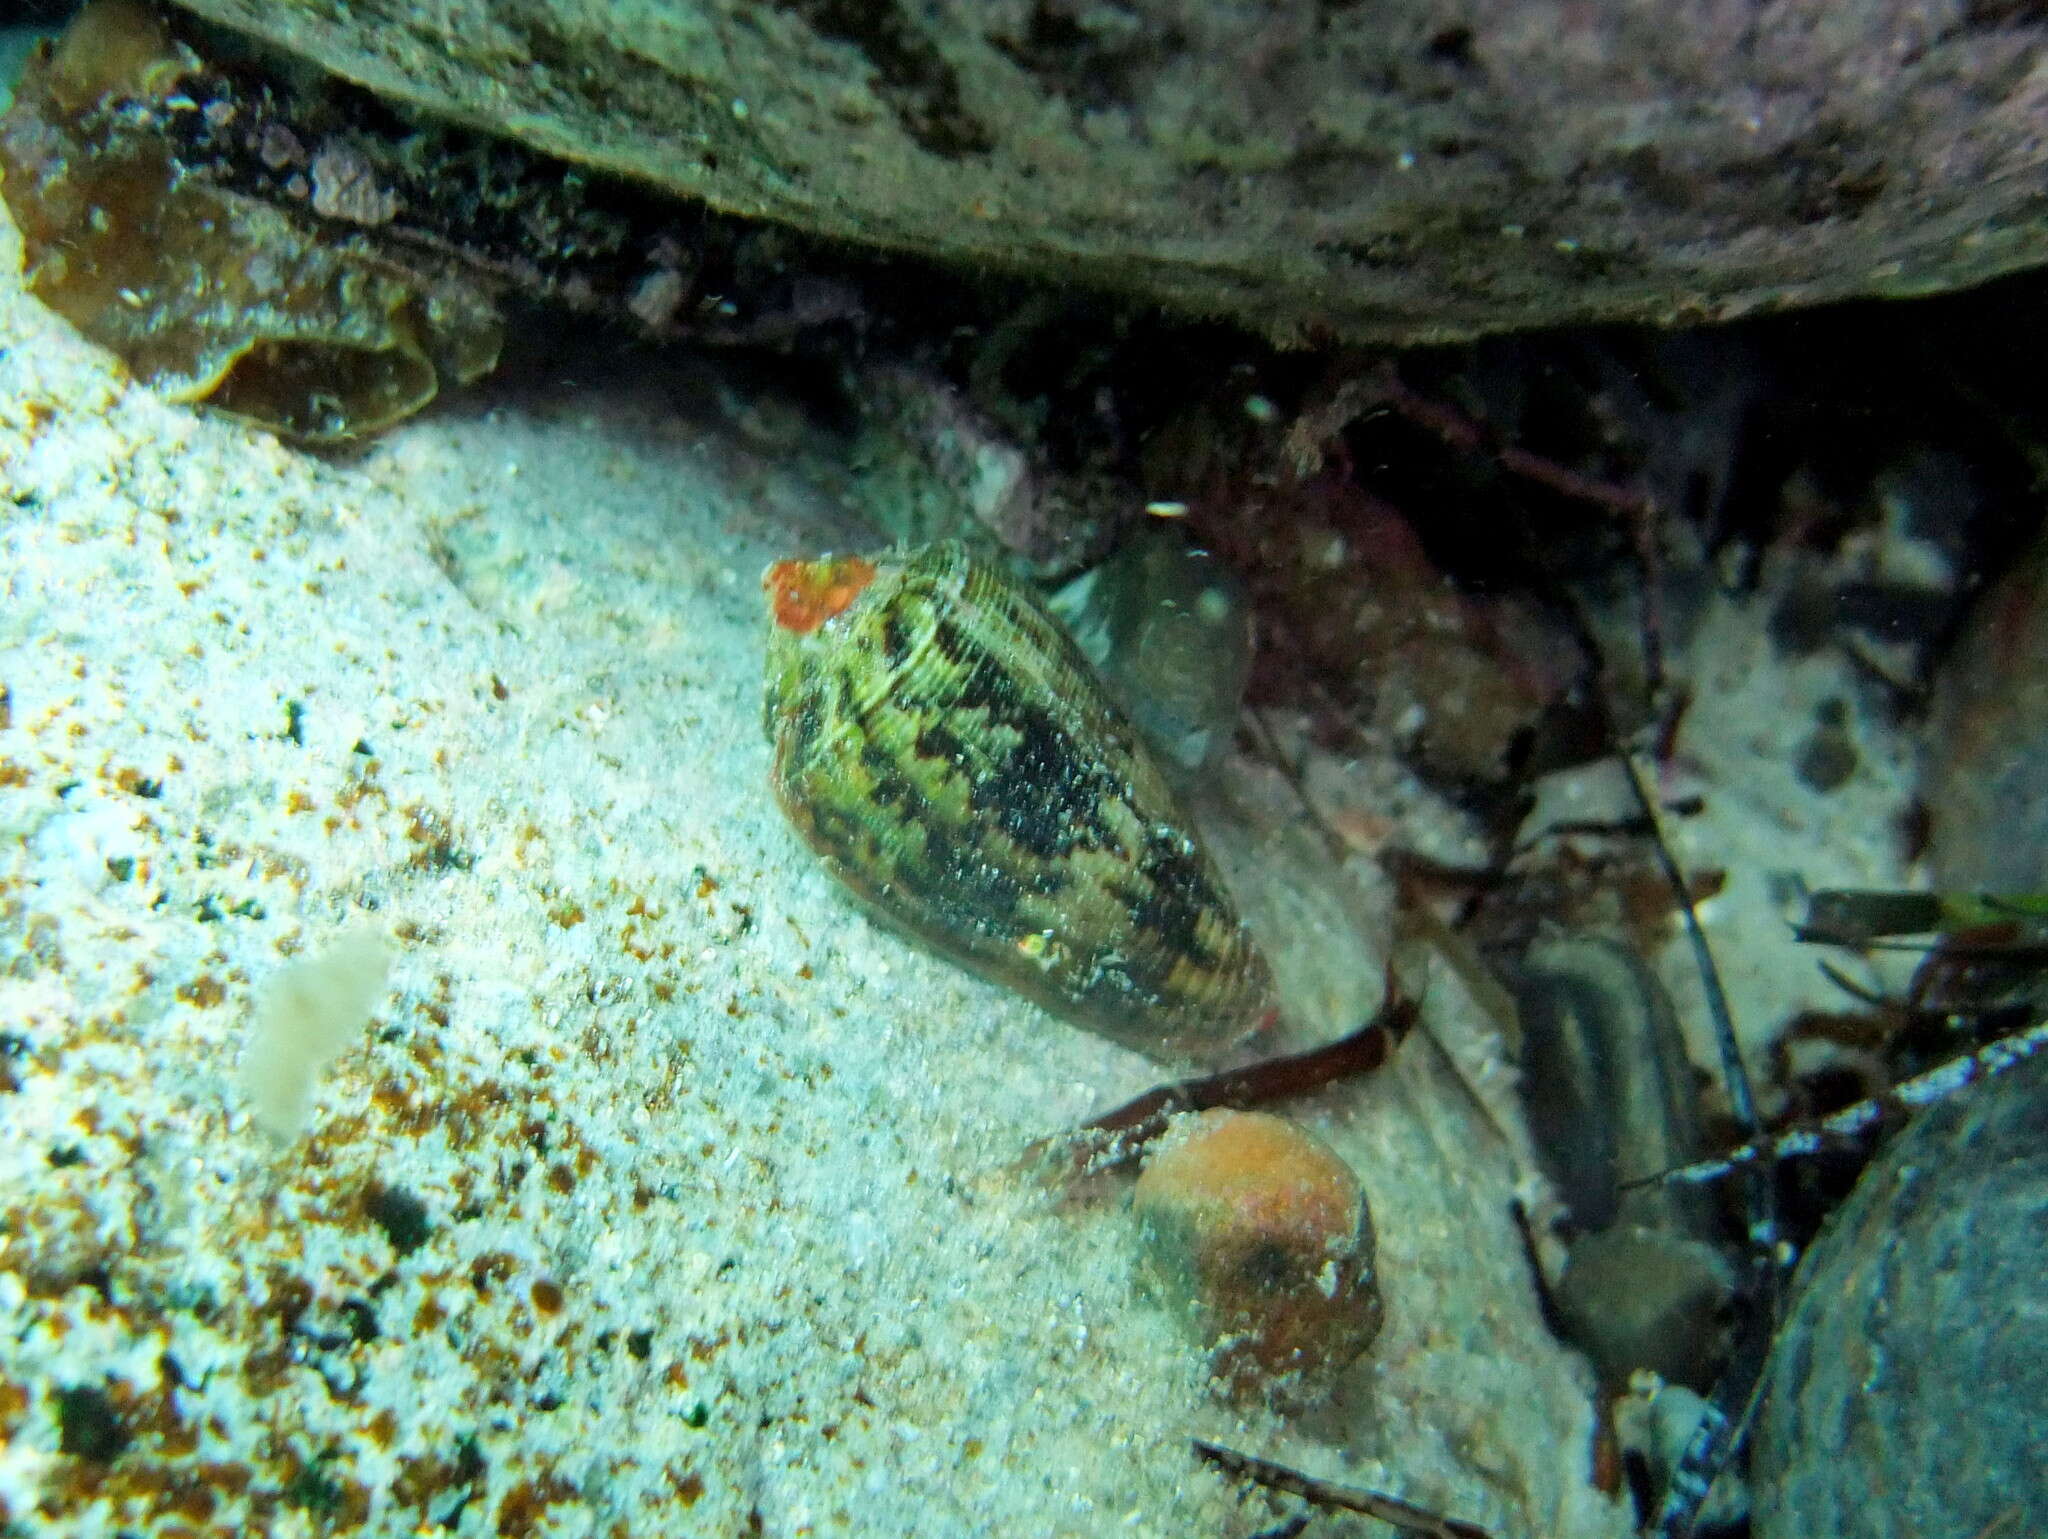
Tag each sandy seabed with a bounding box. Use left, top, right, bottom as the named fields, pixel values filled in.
left=0, top=183, right=1912, bottom=1536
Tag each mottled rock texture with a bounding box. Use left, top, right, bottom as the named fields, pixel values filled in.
left=1753, top=1052, right=2048, bottom=1539
left=168, top=0, right=2048, bottom=341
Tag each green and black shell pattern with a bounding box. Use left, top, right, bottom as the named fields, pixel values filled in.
left=763, top=541, right=1274, bottom=1061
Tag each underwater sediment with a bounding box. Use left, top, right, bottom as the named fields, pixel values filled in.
left=3, top=5, right=2047, bottom=1537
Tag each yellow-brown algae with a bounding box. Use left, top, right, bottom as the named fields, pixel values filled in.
left=0, top=1, right=501, bottom=442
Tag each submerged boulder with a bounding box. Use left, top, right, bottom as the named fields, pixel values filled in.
left=167, top=0, right=2048, bottom=342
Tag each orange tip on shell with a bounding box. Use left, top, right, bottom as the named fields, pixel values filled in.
left=765, top=555, right=878, bottom=634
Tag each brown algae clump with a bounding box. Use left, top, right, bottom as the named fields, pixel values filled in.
left=1133, top=1109, right=1383, bottom=1397
left=0, top=0, right=501, bottom=441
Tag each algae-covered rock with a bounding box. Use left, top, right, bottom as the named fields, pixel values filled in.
left=0, top=0, right=500, bottom=441
left=167, top=0, right=2048, bottom=343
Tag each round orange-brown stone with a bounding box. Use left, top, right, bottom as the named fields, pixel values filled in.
left=1133, top=1109, right=1382, bottom=1397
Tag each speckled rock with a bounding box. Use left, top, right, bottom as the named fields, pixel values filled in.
left=1753, top=1053, right=2048, bottom=1539
left=168, top=0, right=2048, bottom=343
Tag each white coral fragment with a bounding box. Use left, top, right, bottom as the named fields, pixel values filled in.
left=237, top=927, right=391, bottom=1141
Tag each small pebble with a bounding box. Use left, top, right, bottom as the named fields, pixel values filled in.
left=1794, top=709, right=1859, bottom=793
left=1132, top=1109, right=1382, bottom=1397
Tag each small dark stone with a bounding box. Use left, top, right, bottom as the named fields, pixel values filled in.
left=338, top=1297, right=380, bottom=1342
left=363, top=1183, right=432, bottom=1256
left=1795, top=726, right=1859, bottom=793
left=56, top=1384, right=130, bottom=1462
left=625, top=1328, right=654, bottom=1360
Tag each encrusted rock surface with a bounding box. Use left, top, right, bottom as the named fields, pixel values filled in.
left=168, top=0, right=2048, bottom=341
